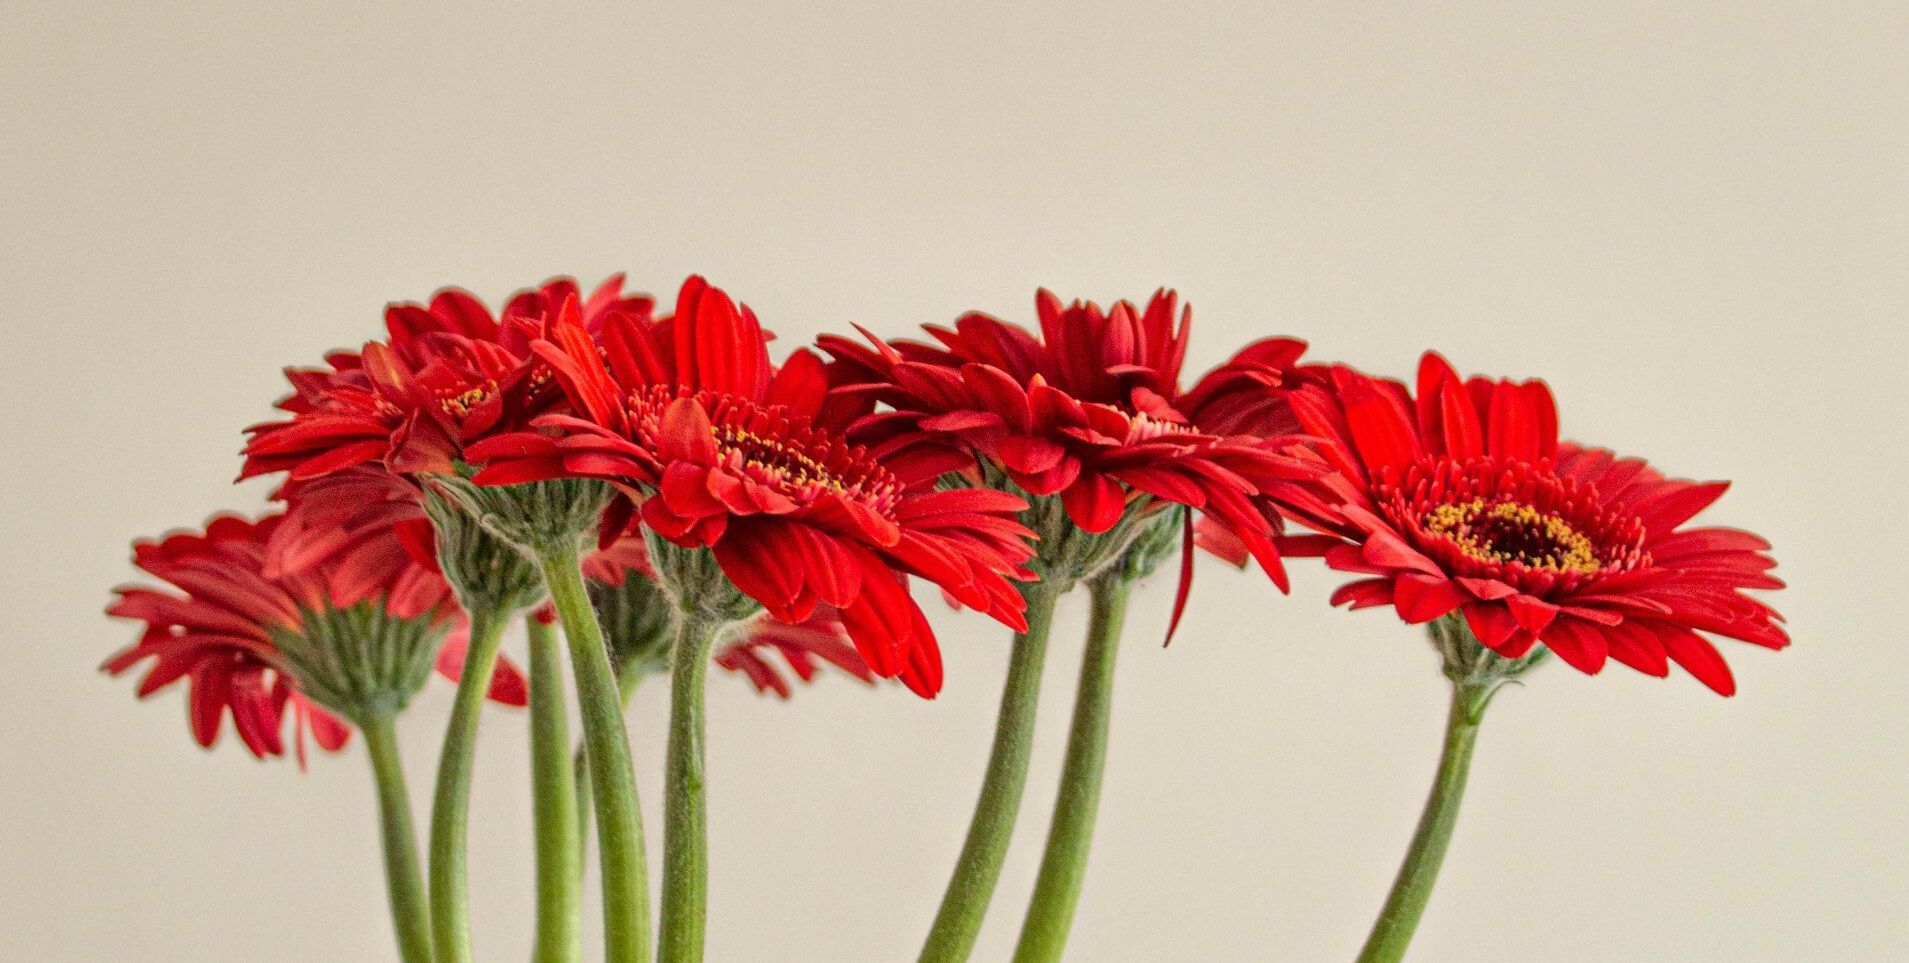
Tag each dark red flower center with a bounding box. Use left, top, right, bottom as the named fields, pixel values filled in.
left=1381, top=456, right=1650, bottom=591
left=1421, top=498, right=1600, bottom=575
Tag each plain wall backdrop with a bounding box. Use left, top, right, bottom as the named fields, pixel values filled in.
left=3, top=2, right=1905, bottom=960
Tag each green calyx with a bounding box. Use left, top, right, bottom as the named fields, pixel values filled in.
left=950, top=465, right=1179, bottom=588
left=421, top=484, right=546, bottom=614
left=590, top=564, right=676, bottom=680
left=1109, top=503, right=1186, bottom=582
left=428, top=473, right=615, bottom=558
left=1427, top=613, right=1551, bottom=720
left=643, top=530, right=763, bottom=626
left=271, top=602, right=450, bottom=726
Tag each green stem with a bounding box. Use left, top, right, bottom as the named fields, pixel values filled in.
left=361, top=714, right=434, bottom=963
left=429, top=605, right=509, bottom=963
left=920, top=577, right=1067, bottom=963
left=658, top=614, right=720, bottom=963
left=1012, top=573, right=1132, bottom=963
left=574, top=663, right=648, bottom=881
left=538, top=543, right=651, bottom=963
left=1356, top=682, right=1490, bottom=963
left=528, top=615, right=582, bottom=963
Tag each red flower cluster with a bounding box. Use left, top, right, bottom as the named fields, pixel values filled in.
left=467, top=277, right=1039, bottom=697
left=241, top=276, right=654, bottom=483
left=228, top=276, right=890, bottom=700
left=116, top=273, right=1787, bottom=761
left=820, top=290, right=1331, bottom=639
left=104, top=513, right=473, bottom=763
left=1237, top=353, right=1789, bottom=694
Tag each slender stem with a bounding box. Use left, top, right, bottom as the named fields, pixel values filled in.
left=429, top=605, right=509, bottom=963
left=920, top=577, right=1067, bottom=963
left=1356, top=682, right=1490, bottom=963
left=362, top=714, right=434, bottom=963
left=538, top=542, right=651, bottom=963
left=528, top=615, right=582, bottom=963
left=658, top=614, right=720, bottom=963
left=575, top=664, right=648, bottom=881
left=1012, top=573, right=1132, bottom=962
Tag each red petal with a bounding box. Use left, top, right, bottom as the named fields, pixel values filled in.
left=1338, top=371, right=1421, bottom=479
left=1486, top=380, right=1542, bottom=462
left=1539, top=618, right=1608, bottom=674
left=1393, top=574, right=1466, bottom=623
left=1163, top=511, right=1195, bottom=647
left=1060, top=475, right=1126, bottom=534
left=1655, top=624, right=1737, bottom=696
left=1461, top=601, right=1519, bottom=648
left=659, top=397, right=719, bottom=463
left=1504, top=594, right=1559, bottom=632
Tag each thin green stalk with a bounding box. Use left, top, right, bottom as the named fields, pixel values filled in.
left=574, top=662, right=648, bottom=879
left=528, top=615, right=582, bottom=963
left=361, top=714, right=434, bottom=963
left=920, top=577, right=1067, bottom=963
left=1356, top=682, right=1491, bottom=963
left=1012, top=572, right=1133, bottom=962
left=429, top=605, right=509, bottom=963
left=658, top=614, right=720, bottom=963
left=538, top=543, right=650, bottom=963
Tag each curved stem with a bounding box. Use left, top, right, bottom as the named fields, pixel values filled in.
left=1356, top=682, right=1490, bottom=963
left=361, top=714, right=434, bottom=963
left=1012, top=573, right=1132, bottom=962
left=919, top=577, right=1066, bottom=963
left=429, top=605, right=508, bottom=963
left=538, top=543, right=651, bottom=963
left=658, top=615, right=720, bottom=963
left=528, top=615, right=582, bottom=963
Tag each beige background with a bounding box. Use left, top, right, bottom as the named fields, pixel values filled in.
left=4, top=2, right=1905, bottom=960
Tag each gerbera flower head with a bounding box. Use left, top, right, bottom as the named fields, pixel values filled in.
left=241, top=276, right=653, bottom=483
left=465, top=276, right=1040, bottom=697
left=242, top=278, right=653, bottom=600
left=104, top=511, right=509, bottom=765
left=1285, top=352, right=1788, bottom=695
left=819, top=289, right=1329, bottom=639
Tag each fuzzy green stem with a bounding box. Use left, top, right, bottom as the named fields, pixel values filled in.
left=919, top=577, right=1066, bottom=963
left=538, top=543, right=651, bottom=963
left=1012, top=573, right=1132, bottom=962
left=574, top=663, right=648, bottom=880
left=1356, top=681, right=1491, bottom=963
left=429, top=605, right=508, bottom=963
left=362, top=714, right=434, bottom=963
left=658, top=614, right=720, bottom=963
left=528, top=616, right=582, bottom=963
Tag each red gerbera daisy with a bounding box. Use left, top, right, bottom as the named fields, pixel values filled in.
left=819, top=289, right=1328, bottom=633
left=104, top=512, right=476, bottom=764
left=465, top=276, right=1039, bottom=697
left=240, top=275, right=654, bottom=482
left=1280, top=352, right=1788, bottom=694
